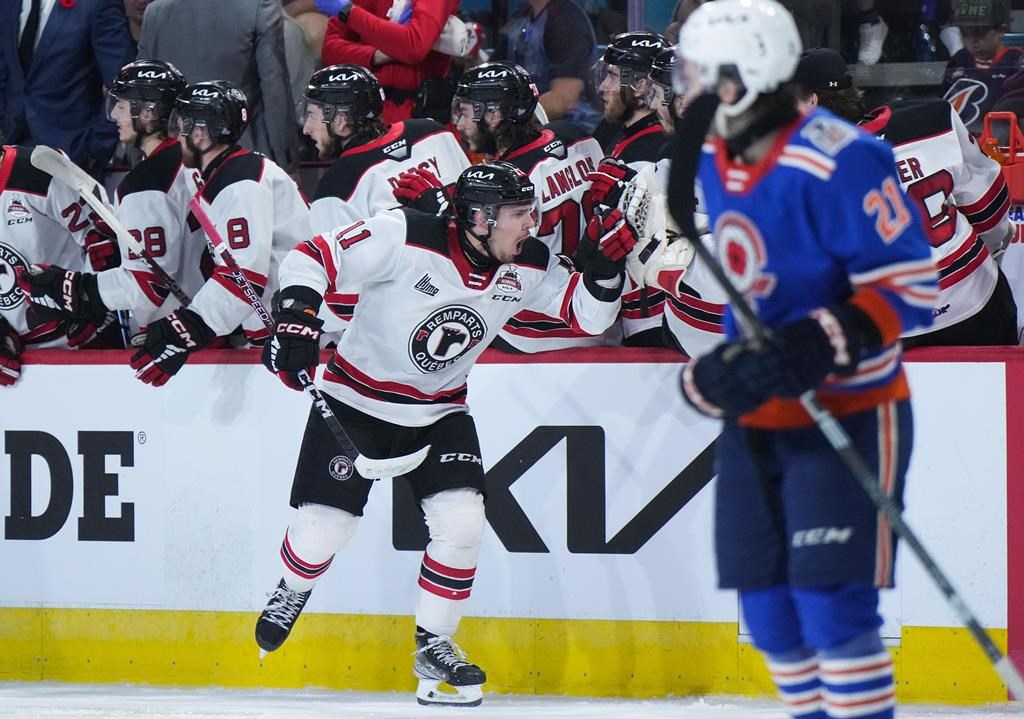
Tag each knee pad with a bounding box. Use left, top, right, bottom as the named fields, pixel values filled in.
left=791, top=583, right=883, bottom=651
left=421, top=489, right=485, bottom=550
left=289, top=502, right=360, bottom=561
left=740, top=586, right=805, bottom=655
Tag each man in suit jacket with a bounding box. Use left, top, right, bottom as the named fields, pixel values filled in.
left=0, top=0, right=135, bottom=173
left=137, top=0, right=300, bottom=173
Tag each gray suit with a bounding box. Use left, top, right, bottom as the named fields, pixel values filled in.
left=138, top=0, right=300, bottom=172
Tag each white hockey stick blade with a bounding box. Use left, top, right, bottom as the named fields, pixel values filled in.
left=996, top=655, right=1024, bottom=700
left=30, top=146, right=146, bottom=256
left=355, top=443, right=432, bottom=479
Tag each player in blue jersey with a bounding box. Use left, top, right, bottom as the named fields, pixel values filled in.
left=674, top=3, right=938, bottom=719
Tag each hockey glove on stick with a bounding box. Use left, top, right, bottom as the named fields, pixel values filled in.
left=680, top=305, right=869, bottom=418
left=16, top=264, right=110, bottom=336
left=129, top=308, right=216, bottom=386
left=392, top=167, right=451, bottom=217
left=83, top=215, right=119, bottom=270
left=0, top=316, right=23, bottom=387
left=585, top=158, right=636, bottom=211
left=262, top=299, right=324, bottom=391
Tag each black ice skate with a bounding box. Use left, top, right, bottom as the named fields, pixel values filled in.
left=413, top=629, right=486, bottom=707
left=255, top=579, right=311, bottom=659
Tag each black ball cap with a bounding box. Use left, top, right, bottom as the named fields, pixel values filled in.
left=794, top=48, right=853, bottom=94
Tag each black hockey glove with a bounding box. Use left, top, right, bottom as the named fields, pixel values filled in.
left=574, top=209, right=637, bottom=281
left=17, top=264, right=113, bottom=346
left=129, top=308, right=216, bottom=387
left=585, top=158, right=636, bottom=210
left=0, top=316, right=23, bottom=388
left=262, top=300, right=324, bottom=391
left=392, top=167, right=451, bottom=217
left=680, top=305, right=869, bottom=419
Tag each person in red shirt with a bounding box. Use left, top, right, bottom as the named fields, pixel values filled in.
left=318, top=0, right=458, bottom=123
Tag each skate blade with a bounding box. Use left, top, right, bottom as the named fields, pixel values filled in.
left=415, top=679, right=483, bottom=707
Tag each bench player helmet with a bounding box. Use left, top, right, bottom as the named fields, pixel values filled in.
left=168, top=81, right=249, bottom=150
left=453, top=62, right=538, bottom=125
left=299, top=64, right=385, bottom=148
left=106, top=60, right=186, bottom=138
left=453, top=161, right=537, bottom=262
left=677, top=0, right=801, bottom=120
left=647, top=46, right=678, bottom=105
left=595, top=31, right=670, bottom=94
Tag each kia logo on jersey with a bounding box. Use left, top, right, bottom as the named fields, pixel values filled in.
left=715, top=211, right=776, bottom=299
left=0, top=244, right=28, bottom=310
left=409, top=305, right=487, bottom=373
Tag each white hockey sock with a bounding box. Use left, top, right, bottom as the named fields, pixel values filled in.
left=279, top=503, right=359, bottom=593
left=415, top=489, right=485, bottom=637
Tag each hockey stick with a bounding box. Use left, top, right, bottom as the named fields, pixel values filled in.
left=667, top=92, right=1024, bottom=698
left=187, top=194, right=430, bottom=480
left=29, top=146, right=192, bottom=308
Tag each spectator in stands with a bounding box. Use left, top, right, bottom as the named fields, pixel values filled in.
left=496, top=0, right=601, bottom=131
left=137, top=0, right=300, bottom=173
left=664, top=0, right=705, bottom=44
left=282, top=0, right=328, bottom=60
left=124, top=0, right=152, bottom=43
left=0, top=0, right=135, bottom=174
left=319, top=0, right=458, bottom=124
left=853, top=0, right=888, bottom=65
left=943, top=0, right=1024, bottom=135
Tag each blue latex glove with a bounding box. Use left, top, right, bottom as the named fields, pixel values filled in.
left=397, top=3, right=413, bottom=23
left=315, top=0, right=352, bottom=17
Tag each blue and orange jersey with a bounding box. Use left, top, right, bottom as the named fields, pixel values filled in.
left=696, top=108, right=939, bottom=428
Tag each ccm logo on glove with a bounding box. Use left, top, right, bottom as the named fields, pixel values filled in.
left=276, top=322, right=321, bottom=339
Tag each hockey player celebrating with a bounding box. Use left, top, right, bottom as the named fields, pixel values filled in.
left=796, top=48, right=1017, bottom=348
left=621, top=45, right=728, bottom=358
left=676, top=3, right=937, bottom=719
left=255, top=162, right=632, bottom=706
left=299, top=64, right=469, bottom=338
left=590, top=31, right=672, bottom=346
left=0, top=137, right=121, bottom=384
left=449, top=61, right=611, bottom=351
left=18, top=61, right=202, bottom=345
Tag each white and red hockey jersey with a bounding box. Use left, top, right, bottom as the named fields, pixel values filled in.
left=0, top=145, right=116, bottom=347
left=861, top=99, right=1012, bottom=336
left=604, top=114, right=669, bottom=344
left=188, top=148, right=311, bottom=342
left=309, top=119, right=469, bottom=337
left=279, top=209, right=621, bottom=426
left=95, top=138, right=202, bottom=326
left=648, top=161, right=728, bottom=358
left=496, top=121, right=618, bottom=352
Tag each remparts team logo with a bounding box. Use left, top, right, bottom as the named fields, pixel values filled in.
left=328, top=455, right=355, bottom=481
left=0, top=243, right=28, bottom=310
left=409, top=305, right=487, bottom=373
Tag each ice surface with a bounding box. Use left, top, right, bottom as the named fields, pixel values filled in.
left=0, top=684, right=1022, bottom=719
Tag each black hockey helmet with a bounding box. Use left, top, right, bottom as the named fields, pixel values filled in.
left=106, top=60, right=186, bottom=123
left=453, top=62, right=539, bottom=124
left=299, top=64, right=384, bottom=128
left=647, top=46, right=679, bottom=104
left=168, top=80, right=249, bottom=146
left=454, top=162, right=536, bottom=225
left=595, top=31, right=670, bottom=88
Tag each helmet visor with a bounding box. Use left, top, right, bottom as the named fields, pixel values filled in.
left=167, top=109, right=221, bottom=143
left=296, top=97, right=345, bottom=127
left=491, top=198, right=539, bottom=231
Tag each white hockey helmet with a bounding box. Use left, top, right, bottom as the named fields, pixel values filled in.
left=677, top=0, right=802, bottom=119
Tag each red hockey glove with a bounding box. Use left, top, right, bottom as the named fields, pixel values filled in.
left=585, top=158, right=636, bottom=210
left=392, top=167, right=451, bottom=216
left=130, top=309, right=215, bottom=386
left=84, top=214, right=119, bottom=270
left=0, top=316, right=23, bottom=388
